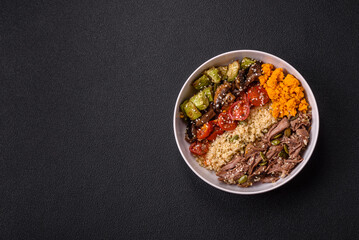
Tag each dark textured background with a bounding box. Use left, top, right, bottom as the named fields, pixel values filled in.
left=1, top=0, right=359, bottom=239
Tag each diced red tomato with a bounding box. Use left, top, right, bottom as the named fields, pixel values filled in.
left=228, top=100, right=250, bottom=121
left=197, top=122, right=214, bottom=139
left=247, top=85, right=270, bottom=107
left=218, top=112, right=237, bottom=131
left=189, top=141, right=209, bottom=155
left=207, top=127, right=225, bottom=141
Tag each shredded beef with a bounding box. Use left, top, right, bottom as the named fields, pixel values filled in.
left=217, top=112, right=311, bottom=187
left=263, top=117, right=290, bottom=142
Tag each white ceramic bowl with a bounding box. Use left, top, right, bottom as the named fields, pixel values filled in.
left=173, top=50, right=319, bottom=194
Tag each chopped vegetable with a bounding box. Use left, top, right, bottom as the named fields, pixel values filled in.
left=205, top=67, right=221, bottom=83
left=218, top=112, right=237, bottom=131
left=190, top=91, right=209, bottom=111
left=226, top=60, right=240, bottom=82
left=202, top=86, right=213, bottom=102
left=189, top=141, right=209, bottom=155
left=229, top=135, right=239, bottom=143
left=197, top=122, right=214, bottom=139
left=260, top=152, right=267, bottom=162
left=273, top=133, right=282, bottom=139
left=271, top=139, right=281, bottom=146
left=284, top=128, right=292, bottom=137
left=290, top=114, right=299, bottom=121
left=240, top=57, right=256, bottom=70
left=283, top=144, right=289, bottom=154
left=184, top=101, right=202, bottom=120
left=238, top=175, right=248, bottom=184
left=192, top=75, right=211, bottom=90
left=278, top=150, right=289, bottom=159
left=218, top=66, right=228, bottom=80
left=239, top=120, right=246, bottom=125
left=180, top=100, right=189, bottom=120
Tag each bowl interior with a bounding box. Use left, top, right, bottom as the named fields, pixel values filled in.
left=173, top=50, right=319, bottom=194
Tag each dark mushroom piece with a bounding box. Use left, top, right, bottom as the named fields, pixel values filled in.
left=195, top=104, right=216, bottom=127
left=185, top=121, right=197, bottom=143
left=234, top=69, right=246, bottom=91
left=245, top=62, right=262, bottom=87
left=213, top=83, right=231, bottom=111
left=221, top=92, right=236, bottom=110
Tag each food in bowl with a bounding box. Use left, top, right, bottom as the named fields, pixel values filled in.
left=179, top=57, right=312, bottom=187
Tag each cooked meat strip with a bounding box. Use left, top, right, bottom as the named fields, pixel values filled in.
left=296, top=127, right=309, bottom=145
left=217, top=163, right=249, bottom=184
left=291, top=146, right=302, bottom=159
left=281, top=155, right=304, bottom=176
left=260, top=175, right=280, bottom=183
left=251, top=165, right=267, bottom=177
left=248, top=154, right=262, bottom=175
left=214, top=83, right=231, bottom=111
left=290, top=112, right=311, bottom=131
left=266, top=160, right=284, bottom=175
left=282, top=127, right=309, bottom=158
left=195, top=105, right=216, bottom=127
left=266, top=145, right=283, bottom=159
left=264, top=117, right=290, bottom=142
left=217, top=154, right=244, bottom=173
left=280, top=162, right=296, bottom=176
left=285, top=155, right=304, bottom=164
left=244, top=142, right=267, bottom=159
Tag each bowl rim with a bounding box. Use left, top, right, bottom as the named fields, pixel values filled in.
left=173, top=49, right=320, bottom=195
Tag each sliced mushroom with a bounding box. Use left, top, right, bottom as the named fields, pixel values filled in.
left=245, top=62, right=262, bottom=87
left=221, top=92, right=236, bottom=109
left=234, top=69, right=246, bottom=90
left=195, top=107, right=216, bottom=127
left=213, top=83, right=231, bottom=111
left=185, top=121, right=197, bottom=143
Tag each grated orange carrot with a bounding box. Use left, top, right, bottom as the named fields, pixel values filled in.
left=259, top=64, right=308, bottom=118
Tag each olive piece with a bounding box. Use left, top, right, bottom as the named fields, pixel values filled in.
left=271, top=139, right=280, bottom=146
left=273, top=133, right=283, bottom=139
left=278, top=151, right=289, bottom=159
left=259, top=161, right=267, bottom=166
left=229, top=135, right=239, bottom=143
left=283, top=144, right=289, bottom=154
left=260, top=152, right=267, bottom=162
left=238, top=175, right=248, bottom=184
left=290, top=113, right=299, bottom=121
left=284, top=128, right=292, bottom=137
